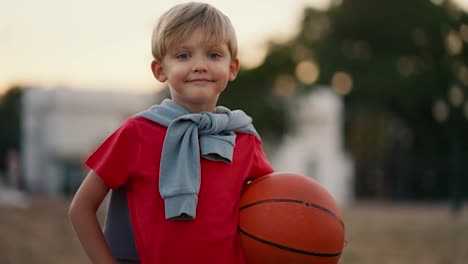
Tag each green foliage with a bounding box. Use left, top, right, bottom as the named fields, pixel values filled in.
left=0, top=86, right=22, bottom=171
left=315, top=0, right=468, bottom=163
left=221, top=0, right=468, bottom=199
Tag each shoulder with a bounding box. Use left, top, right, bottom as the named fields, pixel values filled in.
left=111, top=116, right=167, bottom=144
left=123, top=116, right=167, bottom=133
left=235, top=133, right=264, bottom=148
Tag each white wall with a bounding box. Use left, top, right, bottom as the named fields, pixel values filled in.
left=21, top=88, right=156, bottom=195
left=271, top=87, right=354, bottom=206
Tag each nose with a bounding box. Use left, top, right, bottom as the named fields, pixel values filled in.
left=192, top=58, right=208, bottom=73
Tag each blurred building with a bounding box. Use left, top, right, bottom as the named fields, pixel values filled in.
left=20, top=86, right=353, bottom=202
left=272, top=87, right=354, bottom=206
left=21, top=88, right=156, bottom=196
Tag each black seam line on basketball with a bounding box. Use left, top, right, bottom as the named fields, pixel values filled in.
left=239, top=199, right=303, bottom=210
left=238, top=227, right=342, bottom=257
left=240, top=199, right=345, bottom=229
left=244, top=176, right=271, bottom=192
left=308, top=203, right=345, bottom=229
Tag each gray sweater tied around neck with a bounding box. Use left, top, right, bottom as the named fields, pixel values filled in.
left=135, top=99, right=259, bottom=220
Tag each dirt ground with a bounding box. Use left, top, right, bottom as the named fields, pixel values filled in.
left=0, top=198, right=467, bottom=264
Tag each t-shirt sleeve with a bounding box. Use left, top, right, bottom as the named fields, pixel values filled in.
left=85, top=118, right=140, bottom=189
left=248, top=137, right=274, bottom=180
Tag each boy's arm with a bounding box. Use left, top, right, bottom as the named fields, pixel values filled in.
left=69, top=170, right=117, bottom=264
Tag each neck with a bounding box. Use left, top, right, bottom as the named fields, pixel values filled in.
left=172, top=100, right=217, bottom=113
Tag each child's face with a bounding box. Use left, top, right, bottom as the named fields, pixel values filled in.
left=151, top=29, right=239, bottom=113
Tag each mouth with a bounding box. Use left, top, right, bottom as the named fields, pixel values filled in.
left=187, top=78, right=214, bottom=83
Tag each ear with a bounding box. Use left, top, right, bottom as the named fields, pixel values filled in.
left=228, top=58, right=240, bottom=81
left=151, top=60, right=167, bottom=82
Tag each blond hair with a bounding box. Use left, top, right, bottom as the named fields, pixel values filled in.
left=151, top=2, right=238, bottom=62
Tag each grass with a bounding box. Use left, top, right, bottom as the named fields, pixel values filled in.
left=0, top=198, right=467, bottom=264
left=340, top=202, right=468, bottom=264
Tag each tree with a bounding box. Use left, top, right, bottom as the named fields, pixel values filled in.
left=0, top=86, right=23, bottom=173
left=223, top=0, right=468, bottom=200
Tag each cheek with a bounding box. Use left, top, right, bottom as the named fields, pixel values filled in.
left=216, top=65, right=233, bottom=79
left=166, top=66, right=186, bottom=79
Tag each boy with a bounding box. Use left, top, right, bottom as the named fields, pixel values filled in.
left=69, top=2, right=274, bottom=264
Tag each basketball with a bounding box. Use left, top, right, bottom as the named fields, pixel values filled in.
left=239, top=172, right=345, bottom=264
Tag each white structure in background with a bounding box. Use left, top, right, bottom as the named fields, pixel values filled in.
left=22, top=88, right=156, bottom=196
left=272, top=87, right=354, bottom=206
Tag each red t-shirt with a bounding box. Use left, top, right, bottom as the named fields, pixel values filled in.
left=86, top=116, right=274, bottom=264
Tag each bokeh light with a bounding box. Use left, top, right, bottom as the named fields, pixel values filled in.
left=397, top=57, right=416, bottom=77
left=459, top=24, right=468, bottom=43
left=457, top=65, right=468, bottom=85
left=273, top=74, right=296, bottom=97
left=433, top=99, right=449, bottom=123
left=445, top=31, right=463, bottom=56
left=448, top=85, right=464, bottom=107
left=430, top=0, right=445, bottom=6
left=295, top=60, right=320, bottom=85
left=331, top=71, right=353, bottom=95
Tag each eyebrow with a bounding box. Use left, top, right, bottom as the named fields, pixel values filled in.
left=170, top=43, right=227, bottom=53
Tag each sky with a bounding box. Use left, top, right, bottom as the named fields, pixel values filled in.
left=1, top=0, right=468, bottom=95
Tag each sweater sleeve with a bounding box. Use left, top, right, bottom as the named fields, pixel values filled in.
left=85, top=118, right=140, bottom=189
left=248, top=137, right=274, bottom=180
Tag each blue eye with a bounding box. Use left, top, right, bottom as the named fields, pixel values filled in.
left=177, top=53, right=190, bottom=60
left=208, top=52, right=221, bottom=59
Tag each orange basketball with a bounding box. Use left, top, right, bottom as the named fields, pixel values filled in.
left=239, top=172, right=345, bottom=264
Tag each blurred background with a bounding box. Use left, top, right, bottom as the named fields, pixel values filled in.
left=1, top=0, right=468, bottom=263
